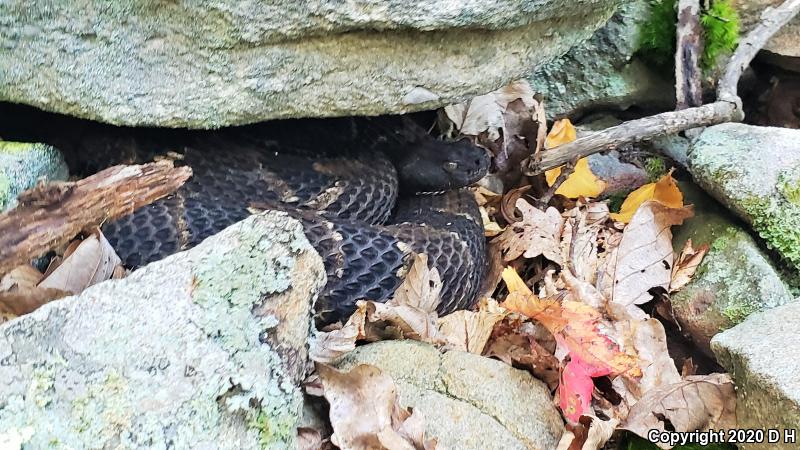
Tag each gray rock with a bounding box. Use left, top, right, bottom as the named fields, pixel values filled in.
left=671, top=182, right=794, bottom=356
left=711, top=301, right=800, bottom=449
left=335, top=340, right=563, bottom=450
left=0, top=211, right=326, bottom=449
left=688, top=123, right=800, bottom=273
left=0, top=141, right=68, bottom=211
left=587, top=152, right=648, bottom=197
left=529, top=0, right=673, bottom=118
left=733, top=0, right=800, bottom=58
left=0, top=0, right=618, bottom=128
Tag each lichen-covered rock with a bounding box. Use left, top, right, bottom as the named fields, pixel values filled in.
left=733, top=0, right=800, bottom=58
left=0, top=211, right=326, bottom=449
left=335, top=340, right=563, bottom=450
left=671, top=182, right=793, bottom=356
left=529, top=0, right=673, bottom=118
left=711, top=301, right=800, bottom=449
left=0, top=0, right=618, bottom=128
left=688, top=124, right=800, bottom=273
left=0, top=141, right=68, bottom=211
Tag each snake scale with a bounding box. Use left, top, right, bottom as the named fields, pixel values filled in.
left=53, top=115, right=491, bottom=324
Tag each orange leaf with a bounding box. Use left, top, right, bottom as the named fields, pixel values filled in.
left=545, top=119, right=577, bottom=149
left=610, top=170, right=683, bottom=223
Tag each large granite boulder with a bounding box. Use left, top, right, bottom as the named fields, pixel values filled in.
left=0, top=141, right=68, bottom=211
left=529, top=0, right=673, bottom=118
left=671, top=182, right=793, bottom=356
left=712, top=301, right=800, bottom=449
left=0, top=1, right=619, bottom=128
left=335, top=340, right=564, bottom=450
left=0, top=211, right=326, bottom=449
left=688, top=123, right=800, bottom=273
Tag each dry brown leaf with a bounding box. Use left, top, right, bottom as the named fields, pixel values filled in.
left=561, top=202, right=610, bottom=285
left=0, top=264, right=69, bottom=319
left=669, top=239, right=709, bottom=293
left=493, top=199, right=564, bottom=264
left=612, top=201, right=693, bottom=306
left=317, top=363, right=435, bottom=450
left=38, top=228, right=122, bottom=295
left=392, top=254, right=442, bottom=313
left=623, top=373, right=736, bottom=449
left=310, top=303, right=369, bottom=363
left=484, top=320, right=561, bottom=390
left=444, top=80, right=536, bottom=138
left=557, top=416, right=619, bottom=450
left=437, top=298, right=507, bottom=353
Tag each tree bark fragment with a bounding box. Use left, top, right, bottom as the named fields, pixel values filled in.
left=0, top=161, right=192, bottom=276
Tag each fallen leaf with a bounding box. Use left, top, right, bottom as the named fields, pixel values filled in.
left=669, top=239, right=709, bottom=293
left=297, top=428, right=324, bottom=450
left=545, top=158, right=606, bottom=199
left=609, top=170, right=683, bottom=224
left=38, top=228, right=122, bottom=294
left=438, top=298, right=507, bottom=353
left=484, top=323, right=561, bottom=390
left=391, top=253, right=442, bottom=314
left=559, top=357, right=596, bottom=423
left=0, top=265, right=69, bottom=319
left=493, top=199, right=565, bottom=264
left=480, top=206, right=504, bottom=237
left=317, top=363, right=436, bottom=450
left=502, top=268, right=640, bottom=379
left=310, top=303, right=369, bottom=364
left=623, top=373, right=736, bottom=449
left=557, top=416, right=619, bottom=450
left=560, top=202, right=610, bottom=284
left=444, top=80, right=537, bottom=138
left=545, top=119, right=578, bottom=149
left=612, top=201, right=693, bottom=306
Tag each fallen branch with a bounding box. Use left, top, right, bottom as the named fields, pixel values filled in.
left=0, top=161, right=192, bottom=276
left=524, top=0, right=800, bottom=175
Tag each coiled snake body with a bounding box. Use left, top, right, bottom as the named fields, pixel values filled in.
left=95, top=116, right=489, bottom=323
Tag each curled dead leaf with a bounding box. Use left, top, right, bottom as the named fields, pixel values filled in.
left=623, top=373, right=736, bottom=449
left=669, top=239, right=709, bottom=293
left=317, top=363, right=436, bottom=450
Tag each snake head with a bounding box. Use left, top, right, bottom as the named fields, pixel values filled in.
left=395, top=137, right=490, bottom=194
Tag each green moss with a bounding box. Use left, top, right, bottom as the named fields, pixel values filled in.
left=742, top=195, right=800, bottom=273
left=700, top=0, right=740, bottom=70
left=248, top=410, right=298, bottom=449
left=0, top=172, right=10, bottom=212
left=644, top=156, right=667, bottom=182
left=637, top=0, right=740, bottom=73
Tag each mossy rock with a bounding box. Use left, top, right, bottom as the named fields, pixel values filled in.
left=671, top=181, right=794, bottom=356
left=688, top=124, right=800, bottom=275
left=0, top=141, right=68, bottom=211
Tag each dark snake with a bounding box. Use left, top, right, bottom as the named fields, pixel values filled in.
left=55, top=115, right=490, bottom=324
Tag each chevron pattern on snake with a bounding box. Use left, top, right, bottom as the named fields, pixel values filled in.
left=90, top=116, right=490, bottom=324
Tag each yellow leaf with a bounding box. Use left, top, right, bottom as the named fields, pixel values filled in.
left=610, top=170, right=683, bottom=223
left=501, top=266, right=532, bottom=296
left=544, top=158, right=606, bottom=199
left=545, top=119, right=577, bottom=149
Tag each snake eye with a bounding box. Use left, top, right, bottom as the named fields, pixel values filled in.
left=443, top=161, right=458, bottom=172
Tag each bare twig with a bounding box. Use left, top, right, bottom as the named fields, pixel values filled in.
left=0, top=161, right=192, bottom=275
left=524, top=0, right=800, bottom=175
left=675, top=0, right=703, bottom=109
left=538, top=160, right=576, bottom=207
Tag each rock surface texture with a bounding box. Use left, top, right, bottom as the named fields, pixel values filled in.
left=529, top=0, right=673, bottom=118
left=733, top=0, right=800, bottom=57
left=335, top=340, right=563, bottom=450
left=0, top=211, right=326, bottom=449
left=1, top=0, right=619, bottom=128
left=0, top=141, right=68, bottom=211
left=689, top=124, right=800, bottom=273
left=712, top=301, right=800, bottom=449
left=671, top=182, right=793, bottom=356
